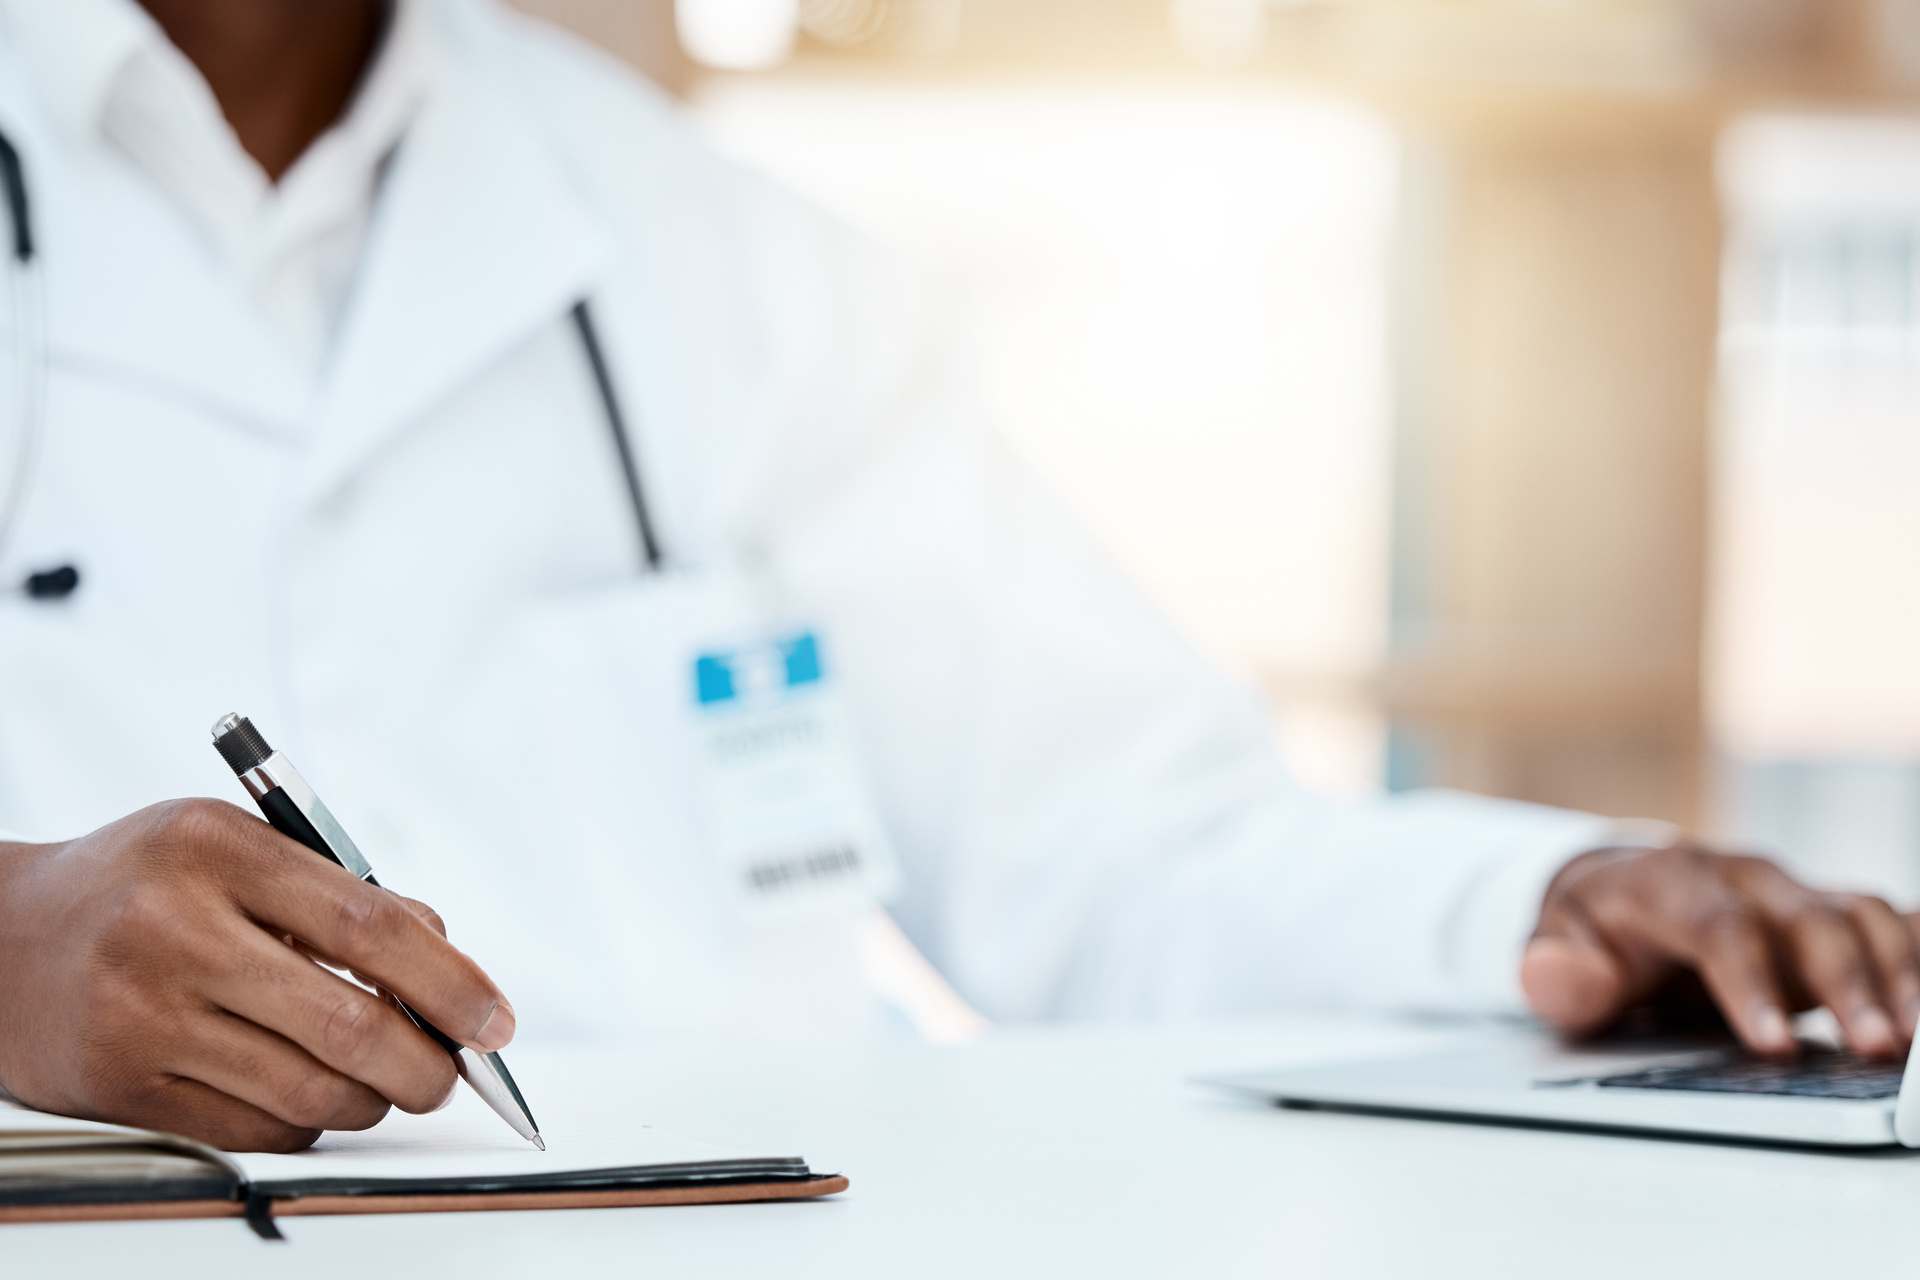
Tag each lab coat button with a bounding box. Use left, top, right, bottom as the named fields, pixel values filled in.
left=23, top=565, right=80, bottom=600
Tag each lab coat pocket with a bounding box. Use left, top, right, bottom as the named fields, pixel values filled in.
left=453, top=569, right=882, bottom=1034
left=454, top=572, right=757, bottom=1031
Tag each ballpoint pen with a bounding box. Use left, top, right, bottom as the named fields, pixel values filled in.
left=210, top=713, right=544, bottom=1150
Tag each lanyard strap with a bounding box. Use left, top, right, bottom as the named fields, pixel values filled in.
left=570, top=298, right=662, bottom=572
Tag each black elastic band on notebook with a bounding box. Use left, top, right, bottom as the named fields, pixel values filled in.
left=243, top=1188, right=285, bottom=1241
left=570, top=299, right=662, bottom=572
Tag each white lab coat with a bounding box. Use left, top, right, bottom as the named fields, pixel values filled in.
left=0, top=0, right=1612, bottom=1041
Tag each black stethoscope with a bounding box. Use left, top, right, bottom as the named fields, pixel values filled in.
left=0, top=125, right=662, bottom=603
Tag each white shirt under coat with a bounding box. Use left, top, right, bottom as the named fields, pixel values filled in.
left=0, top=0, right=1617, bottom=1041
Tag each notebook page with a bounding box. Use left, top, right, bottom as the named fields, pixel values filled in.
left=229, top=1058, right=804, bottom=1190
left=0, top=1101, right=151, bottom=1139
left=0, top=1093, right=243, bottom=1175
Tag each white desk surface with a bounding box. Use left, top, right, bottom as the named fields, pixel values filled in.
left=13, top=1015, right=1917, bottom=1278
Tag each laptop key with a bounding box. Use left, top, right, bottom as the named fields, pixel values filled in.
left=1593, top=1049, right=1905, bottom=1101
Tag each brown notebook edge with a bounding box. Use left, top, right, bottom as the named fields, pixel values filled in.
left=0, top=1175, right=850, bottom=1225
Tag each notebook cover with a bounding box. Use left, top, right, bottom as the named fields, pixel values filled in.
left=0, top=1174, right=849, bottom=1225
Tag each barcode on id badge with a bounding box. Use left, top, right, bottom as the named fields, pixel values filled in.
left=746, top=843, right=864, bottom=892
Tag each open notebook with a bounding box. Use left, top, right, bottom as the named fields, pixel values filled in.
left=0, top=1063, right=844, bottom=1234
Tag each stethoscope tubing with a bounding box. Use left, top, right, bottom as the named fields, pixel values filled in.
left=0, top=127, right=42, bottom=572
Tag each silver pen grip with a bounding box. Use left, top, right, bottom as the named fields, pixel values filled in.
left=458, top=1048, right=545, bottom=1149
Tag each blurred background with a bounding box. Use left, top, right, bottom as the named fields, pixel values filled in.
left=511, top=0, right=1920, bottom=902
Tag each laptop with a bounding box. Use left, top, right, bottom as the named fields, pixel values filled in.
left=1203, top=1026, right=1920, bottom=1147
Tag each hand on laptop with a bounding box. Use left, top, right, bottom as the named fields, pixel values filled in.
left=1523, top=842, right=1919, bottom=1058
left=0, top=799, right=516, bottom=1151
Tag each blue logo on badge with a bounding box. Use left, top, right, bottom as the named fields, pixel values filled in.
left=695, top=632, right=824, bottom=706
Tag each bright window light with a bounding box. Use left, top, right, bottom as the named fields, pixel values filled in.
left=1712, top=112, right=1920, bottom=899
left=695, top=79, right=1399, bottom=797
left=675, top=0, right=798, bottom=71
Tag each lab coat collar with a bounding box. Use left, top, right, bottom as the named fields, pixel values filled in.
left=0, top=1, right=592, bottom=449
left=0, top=16, right=313, bottom=438
left=0, top=22, right=42, bottom=164
left=0, top=0, right=153, bottom=148
left=0, top=0, right=613, bottom=482
left=301, top=1, right=613, bottom=508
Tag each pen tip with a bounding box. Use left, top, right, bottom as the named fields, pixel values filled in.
left=532, top=1134, right=546, bottom=1152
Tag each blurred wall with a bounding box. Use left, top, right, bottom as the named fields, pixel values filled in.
left=504, top=0, right=695, bottom=93
left=1384, top=104, right=1718, bottom=826
left=1712, top=114, right=1920, bottom=900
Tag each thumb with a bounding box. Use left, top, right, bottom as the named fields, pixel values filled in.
left=1522, top=917, right=1630, bottom=1035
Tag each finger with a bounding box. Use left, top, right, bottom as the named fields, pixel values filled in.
left=285, top=932, right=383, bottom=995
left=396, top=896, right=449, bottom=939
left=1847, top=897, right=1920, bottom=1038
left=285, top=934, right=357, bottom=977
left=1523, top=908, right=1631, bottom=1034
left=231, top=834, right=513, bottom=1052
left=1677, top=906, right=1796, bottom=1055
left=1778, top=900, right=1901, bottom=1057
left=108, top=1075, right=322, bottom=1155
left=351, top=898, right=448, bottom=989
left=170, top=1007, right=392, bottom=1133
left=202, top=929, right=460, bottom=1114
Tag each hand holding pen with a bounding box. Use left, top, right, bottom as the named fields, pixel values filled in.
left=0, top=754, right=526, bottom=1153
left=210, top=715, right=542, bottom=1148
left=0, top=803, right=520, bottom=1151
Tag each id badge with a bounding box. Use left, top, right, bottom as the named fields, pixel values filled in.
left=689, top=629, right=900, bottom=923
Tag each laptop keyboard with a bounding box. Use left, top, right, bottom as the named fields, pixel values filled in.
left=1593, top=1050, right=1905, bottom=1101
